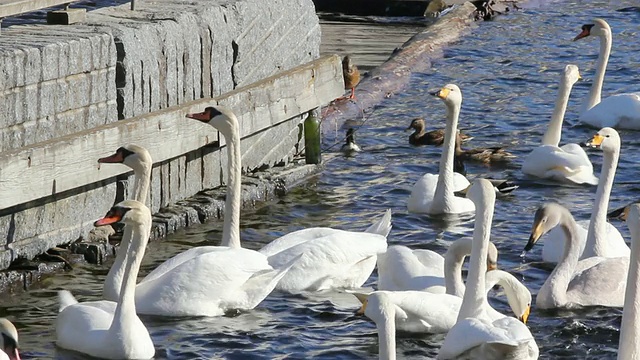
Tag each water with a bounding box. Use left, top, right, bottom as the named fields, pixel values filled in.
left=4, top=1, right=640, bottom=358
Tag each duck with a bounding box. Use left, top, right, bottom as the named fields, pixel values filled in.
left=101, top=106, right=295, bottom=316
left=377, top=240, right=499, bottom=297
left=0, top=319, right=20, bottom=360
left=438, top=179, right=538, bottom=359
left=56, top=200, right=155, bottom=359
left=454, top=134, right=515, bottom=164
left=541, top=128, right=628, bottom=263
left=355, top=269, right=531, bottom=342
left=454, top=178, right=519, bottom=198
left=618, top=204, right=640, bottom=359
left=406, top=117, right=472, bottom=146
left=522, top=202, right=628, bottom=309
left=573, top=19, right=640, bottom=130
left=521, top=64, right=598, bottom=185
left=342, top=55, right=360, bottom=100
left=407, top=84, right=475, bottom=215
left=340, top=128, right=362, bottom=154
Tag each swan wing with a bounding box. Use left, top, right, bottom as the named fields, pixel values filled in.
left=567, top=256, right=629, bottom=307
left=135, top=247, right=276, bottom=316
left=268, top=230, right=387, bottom=292
left=580, top=92, right=640, bottom=129
left=408, top=173, right=474, bottom=214
left=438, top=317, right=537, bottom=359
left=377, top=246, right=445, bottom=292
left=141, top=246, right=228, bottom=284
left=522, top=145, right=597, bottom=185
left=392, top=291, right=462, bottom=333
left=542, top=219, right=588, bottom=263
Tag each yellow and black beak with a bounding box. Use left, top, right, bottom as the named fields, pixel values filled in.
left=584, top=133, right=604, bottom=149
left=519, top=305, right=531, bottom=325
left=430, top=87, right=450, bottom=100
left=356, top=298, right=369, bottom=315
left=525, top=220, right=545, bottom=252
left=487, top=261, right=498, bottom=272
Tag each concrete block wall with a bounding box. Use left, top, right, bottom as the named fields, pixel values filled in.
left=0, top=0, right=321, bottom=269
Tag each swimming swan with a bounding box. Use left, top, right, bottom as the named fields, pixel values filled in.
left=0, top=319, right=20, bottom=360
left=521, top=64, right=597, bottom=186
left=56, top=200, right=155, bottom=359
left=523, top=202, right=628, bottom=309
left=573, top=19, right=640, bottom=130
left=408, top=84, right=475, bottom=215
left=438, top=179, right=538, bottom=360
left=542, top=128, right=629, bottom=263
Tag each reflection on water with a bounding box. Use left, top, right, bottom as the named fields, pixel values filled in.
left=3, top=0, right=640, bottom=359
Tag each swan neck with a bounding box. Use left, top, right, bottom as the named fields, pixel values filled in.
left=102, top=227, right=133, bottom=301
left=444, top=240, right=469, bottom=297
left=378, top=306, right=397, bottom=360
left=112, top=219, right=150, bottom=334
left=583, top=146, right=619, bottom=258
left=584, top=34, right=611, bottom=112
left=132, top=163, right=152, bottom=204
left=431, top=103, right=460, bottom=213
left=619, top=218, right=640, bottom=360
left=221, top=124, right=242, bottom=249
left=542, top=79, right=574, bottom=146
left=457, top=192, right=494, bottom=321
left=544, top=214, right=581, bottom=307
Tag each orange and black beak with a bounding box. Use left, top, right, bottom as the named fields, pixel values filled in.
left=574, top=24, right=594, bottom=41
left=94, top=207, right=127, bottom=227
left=98, top=151, right=124, bottom=164
left=186, top=106, right=220, bottom=123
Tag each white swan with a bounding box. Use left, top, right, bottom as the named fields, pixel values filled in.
left=56, top=200, right=155, bottom=359
left=0, top=319, right=19, bottom=360
left=102, top=106, right=293, bottom=316
left=377, top=240, right=498, bottom=297
left=98, top=144, right=152, bottom=301
left=542, top=128, right=629, bottom=263
left=521, top=64, right=597, bottom=185
left=619, top=204, right=640, bottom=359
left=408, top=84, right=475, bottom=215
left=574, top=19, right=640, bottom=130
left=438, top=179, right=538, bottom=360
left=523, top=202, right=628, bottom=309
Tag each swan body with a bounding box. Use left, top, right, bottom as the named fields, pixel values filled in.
left=618, top=204, right=640, bottom=359
left=408, top=84, right=475, bottom=215
left=541, top=128, right=629, bottom=263
left=259, top=210, right=391, bottom=293
left=574, top=19, right=640, bottom=130
left=439, top=179, right=538, bottom=360
left=523, top=202, right=628, bottom=309
left=56, top=201, right=155, bottom=359
left=377, top=239, right=498, bottom=297
left=522, top=64, right=597, bottom=185
left=0, top=319, right=19, bottom=360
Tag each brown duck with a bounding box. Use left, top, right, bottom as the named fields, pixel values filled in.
left=342, top=55, right=360, bottom=99
left=455, top=134, right=515, bottom=164
left=407, top=118, right=472, bottom=146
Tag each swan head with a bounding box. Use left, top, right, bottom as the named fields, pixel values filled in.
left=186, top=105, right=239, bottom=136
left=573, top=18, right=611, bottom=41
left=355, top=292, right=403, bottom=324
left=94, top=200, right=151, bottom=228
left=562, top=64, right=581, bottom=86
left=0, top=319, right=19, bottom=360
left=524, top=203, right=567, bottom=252
left=406, top=117, right=425, bottom=132
left=466, top=178, right=496, bottom=207
left=496, top=273, right=532, bottom=324
left=98, top=144, right=152, bottom=172
left=430, top=84, right=462, bottom=108
left=584, top=127, right=620, bottom=154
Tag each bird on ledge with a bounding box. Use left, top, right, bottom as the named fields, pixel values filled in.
left=342, top=55, right=360, bottom=100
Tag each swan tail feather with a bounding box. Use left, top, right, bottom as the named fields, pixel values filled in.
left=58, top=290, right=78, bottom=312
left=242, top=254, right=303, bottom=306
left=365, top=209, right=392, bottom=237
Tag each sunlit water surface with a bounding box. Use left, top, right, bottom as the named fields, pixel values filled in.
left=4, top=1, right=640, bottom=359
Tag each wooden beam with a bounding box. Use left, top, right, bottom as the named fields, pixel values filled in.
left=0, top=55, right=343, bottom=210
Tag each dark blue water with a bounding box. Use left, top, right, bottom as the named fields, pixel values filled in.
left=4, top=1, right=640, bottom=359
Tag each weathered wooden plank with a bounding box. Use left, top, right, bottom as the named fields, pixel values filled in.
left=0, top=54, right=343, bottom=210
left=0, top=0, right=72, bottom=18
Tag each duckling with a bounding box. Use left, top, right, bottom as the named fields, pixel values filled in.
left=454, top=133, right=515, bottom=164
left=342, top=55, right=360, bottom=100
left=407, top=118, right=472, bottom=146
left=341, top=128, right=362, bottom=154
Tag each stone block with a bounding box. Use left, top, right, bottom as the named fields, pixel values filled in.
left=38, top=80, right=57, bottom=119
left=41, top=43, right=61, bottom=82
left=54, top=78, right=69, bottom=114
left=47, top=9, right=87, bottom=25
left=67, top=73, right=91, bottom=109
